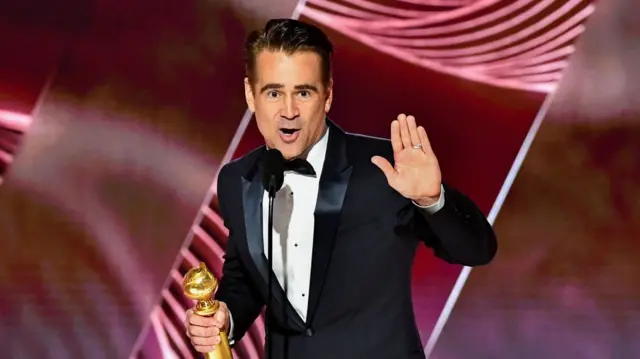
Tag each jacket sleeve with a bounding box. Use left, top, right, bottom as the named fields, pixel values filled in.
left=414, top=183, right=497, bottom=266
left=214, top=164, right=264, bottom=343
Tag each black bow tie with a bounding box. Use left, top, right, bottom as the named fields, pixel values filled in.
left=284, top=158, right=316, bottom=176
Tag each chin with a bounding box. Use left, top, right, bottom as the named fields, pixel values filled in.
left=276, top=144, right=303, bottom=160
left=280, top=149, right=300, bottom=160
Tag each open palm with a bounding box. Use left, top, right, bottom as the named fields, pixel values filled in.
left=371, top=114, right=442, bottom=206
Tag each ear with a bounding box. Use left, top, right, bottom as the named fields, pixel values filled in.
left=244, top=77, right=255, bottom=112
left=324, top=79, right=334, bottom=113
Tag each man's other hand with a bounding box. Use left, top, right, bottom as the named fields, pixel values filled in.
left=185, top=301, right=230, bottom=353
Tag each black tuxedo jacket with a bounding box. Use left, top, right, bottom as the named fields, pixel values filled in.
left=215, top=121, right=497, bottom=359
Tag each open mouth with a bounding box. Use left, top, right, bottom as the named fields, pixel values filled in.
left=280, top=128, right=299, bottom=135
left=279, top=128, right=301, bottom=143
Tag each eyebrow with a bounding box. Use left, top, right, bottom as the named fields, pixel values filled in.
left=259, top=83, right=319, bottom=93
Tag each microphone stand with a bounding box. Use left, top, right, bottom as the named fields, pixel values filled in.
left=266, top=177, right=277, bottom=359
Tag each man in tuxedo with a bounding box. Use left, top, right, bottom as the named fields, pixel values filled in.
left=186, top=18, right=497, bottom=359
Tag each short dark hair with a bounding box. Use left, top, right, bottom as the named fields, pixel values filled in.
left=244, top=19, right=334, bottom=87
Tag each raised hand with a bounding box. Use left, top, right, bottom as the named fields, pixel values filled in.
left=371, top=114, right=442, bottom=206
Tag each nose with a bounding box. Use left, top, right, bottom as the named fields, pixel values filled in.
left=281, top=96, right=299, bottom=119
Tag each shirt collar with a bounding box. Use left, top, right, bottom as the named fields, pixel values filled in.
left=305, top=126, right=329, bottom=177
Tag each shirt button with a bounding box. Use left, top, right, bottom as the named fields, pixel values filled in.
left=305, top=328, right=314, bottom=337
left=302, top=293, right=305, bottom=297
left=294, top=243, right=298, bottom=247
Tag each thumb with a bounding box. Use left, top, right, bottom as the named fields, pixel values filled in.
left=371, top=156, right=395, bottom=182
left=212, top=306, right=227, bottom=329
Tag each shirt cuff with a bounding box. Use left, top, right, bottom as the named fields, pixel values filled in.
left=412, top=184, right=445, bottom=214
left=227, top=310, right=235, bottom=345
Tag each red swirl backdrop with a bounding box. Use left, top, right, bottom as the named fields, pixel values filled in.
left=2, top=0, right=640, bottom=358
left=303, top=0, right=594, bottom=93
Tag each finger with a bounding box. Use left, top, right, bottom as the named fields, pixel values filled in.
left=188, top=313, right=216, bottom=327
left=191, top=335, right=221, bottom=346
left=397, top=114, right=412, bottom=149
left=212, top=307, right=227, bottom=329
left=185, top=310, right=192, bottom=335
left=371, top=156, right=395, bottom=182
left=417, top=126, right=433, bottom=153
left=188, top=325, right=219, bottom=338
left=406, top=116, right=421, bottom=147
left=390, top=120, right=402, bottom=153
left=194, top=345, right=215, bottom=353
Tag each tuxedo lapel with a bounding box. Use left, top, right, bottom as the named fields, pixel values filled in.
left=307, top=121, right=352, bottom=324
left=241, top=171, right=266, bottom=281
left=241, top=153, right=306, bottom=331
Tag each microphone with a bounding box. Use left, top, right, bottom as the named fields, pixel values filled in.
left=260, top=149, right=285, bottom=198
left=259, top=149, right=285, bottom=359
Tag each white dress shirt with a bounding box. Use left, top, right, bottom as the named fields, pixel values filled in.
left=260, top=128, right=328, bottom=321
left=228, top=127, right=445, bottom=338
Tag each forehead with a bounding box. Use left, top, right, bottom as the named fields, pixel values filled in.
left=254, top=50, right=323, bottom=85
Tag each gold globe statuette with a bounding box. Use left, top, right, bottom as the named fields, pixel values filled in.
left=182, top=262, right=233, bottom=359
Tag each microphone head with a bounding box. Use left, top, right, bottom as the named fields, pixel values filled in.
left=260, top=149, right=285, bottom=194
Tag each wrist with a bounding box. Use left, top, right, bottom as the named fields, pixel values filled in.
left=415, top=197, right=438, bottom=207
left=414, top=191, right=441, bottom=207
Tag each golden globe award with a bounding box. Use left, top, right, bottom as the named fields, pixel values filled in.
left=183, top=262, right=233, bottom=359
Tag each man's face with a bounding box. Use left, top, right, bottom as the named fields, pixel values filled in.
left=244, top=50, right=332, bottom=160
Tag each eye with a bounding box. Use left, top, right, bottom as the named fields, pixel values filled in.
left=298, top=90, right=311, bottom=98
left=266, top=91, right=280, bottom=99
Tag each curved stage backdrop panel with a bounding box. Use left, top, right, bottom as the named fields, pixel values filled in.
left=302, top=0, right=594, bottom=93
